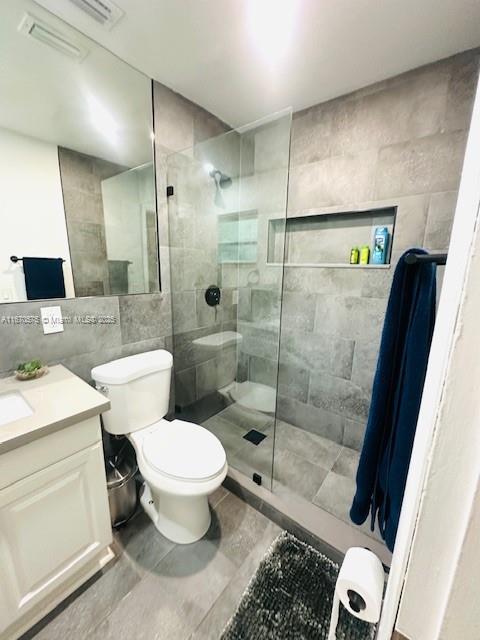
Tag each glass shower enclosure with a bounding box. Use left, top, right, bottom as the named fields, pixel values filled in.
left=167, top=111, right=291, bottom=489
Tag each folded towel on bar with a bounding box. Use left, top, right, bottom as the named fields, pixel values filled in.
left=22, top=257, right=66, bottom=300
left=350, top=248, right=437, bottom=551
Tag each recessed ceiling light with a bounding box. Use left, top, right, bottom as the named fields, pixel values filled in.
left=18, top=13, right=89, bottom=61
left=247, top=0, right=299, bottom=70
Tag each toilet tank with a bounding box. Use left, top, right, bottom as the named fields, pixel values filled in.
left=91, top=350, right=173, bottom=435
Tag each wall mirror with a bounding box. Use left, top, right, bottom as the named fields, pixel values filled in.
left=0, top=0, right=158, bottom=304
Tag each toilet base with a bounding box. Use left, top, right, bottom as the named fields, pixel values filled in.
left=140, top=483, right=212, bottom=544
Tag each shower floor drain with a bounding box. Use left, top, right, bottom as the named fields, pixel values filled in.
left=243, top=429, right=267, bottom=445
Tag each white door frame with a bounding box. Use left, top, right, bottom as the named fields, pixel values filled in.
left=376, top=69, right=480, bottom=640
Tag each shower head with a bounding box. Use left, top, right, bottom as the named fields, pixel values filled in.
left=210, top=168, right=232, bottom=189
left=205, top=164, right=232, bottom=208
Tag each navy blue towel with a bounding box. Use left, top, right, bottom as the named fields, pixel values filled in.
left=350, top=249, right=436, bottom=551
left=22, top=257, right=66, bottom=300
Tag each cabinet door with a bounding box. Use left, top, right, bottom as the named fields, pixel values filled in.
left=0, top=442, right=111, bottom=633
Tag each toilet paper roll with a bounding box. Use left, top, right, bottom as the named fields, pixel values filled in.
left=328, top=547, right=384, bottom=640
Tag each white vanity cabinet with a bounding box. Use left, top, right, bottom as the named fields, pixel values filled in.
left=0, top=368, right=113, bottom=640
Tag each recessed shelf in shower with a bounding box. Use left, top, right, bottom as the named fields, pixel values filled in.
left=267, top=206, right=397, bottom=267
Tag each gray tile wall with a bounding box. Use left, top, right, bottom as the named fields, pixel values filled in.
left=0, top=82, right=228, bottom=388
left=0, top=294, right=171, bottom=381
left=276, top=50, right=479, bottom=449
left=58, top=147, right=126, bottom=298
left=153, top=81, right=232, bottom=407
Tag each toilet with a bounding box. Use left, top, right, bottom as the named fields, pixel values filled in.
left=91, top=349, right=227, bottom=544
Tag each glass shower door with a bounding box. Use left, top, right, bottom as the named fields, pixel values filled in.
left=167, top=111, right=291, bottom=490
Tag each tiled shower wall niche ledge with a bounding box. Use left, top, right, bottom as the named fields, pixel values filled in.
left=266, top=262, right=391, bottom=269
left=268, top=206, right=396, bottom=266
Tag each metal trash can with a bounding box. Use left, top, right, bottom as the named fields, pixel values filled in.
left=105, top=444, right=138, bottom=528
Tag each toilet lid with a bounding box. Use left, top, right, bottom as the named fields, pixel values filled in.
left=142, top=419, right=226, bottom=481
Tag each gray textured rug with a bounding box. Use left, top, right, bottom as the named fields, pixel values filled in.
left=221, top=532, right=376, bottom=640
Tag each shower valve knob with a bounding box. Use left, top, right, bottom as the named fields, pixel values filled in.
left=205, top=285, right=221, bottom=307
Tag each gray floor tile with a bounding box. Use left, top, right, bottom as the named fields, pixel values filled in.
left=273, top=449, right=329, bottom=502
left=206, top=492, right=271, bottom=567
left=91, top=533, right=236, bottom=640
left=312, top=471, right=382, bottom=541
left=190, top=520, right=282, bottom=639
left=201, top=415, right=247, bottom=457
left=275, top=419, right=343, bottom=469
left=312, top=471, right=355, bottom=521
left=230, top=436, right=274, bottom=484
left=209, top=485, right=229, bottom=508
left=88, top=570, right=199, bottom=640
left=114, top=511, right=175, bottom=576
left=32, top=555, right=143, bottom=640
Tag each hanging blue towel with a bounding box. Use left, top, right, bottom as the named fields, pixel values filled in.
left=22, top=257, right=66, bottom=300
left=350, top=248, right=436, bottom=551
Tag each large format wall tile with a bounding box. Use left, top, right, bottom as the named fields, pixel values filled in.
left=119, top=293, right=171, bottom=344
left=374, top=130, right=468, bottom=199
left=390, top=194, right=430, bottom=252
left=343, top=417, right=366, bottom=451
left=308, top=372, right=371, bottom=424
left=280, top=291, right=317, bottom=332
left=424, top=190, right=459, bottom=250
left=0, top=296, right=120, bottom=374
left=288, top=150, right=377, bottom=212
left=277, top=361, right=310, bottom=404
left=62, top=337, right=167, bottom=383
left=350, top=337, right=381, bottom=393
left=280, top=328, right=354, bottom=380
left=313, top=295, right=387, bottom=343
left=276, top=394, right=344, bottom=443
left=443, top=50, right=480, bottom=132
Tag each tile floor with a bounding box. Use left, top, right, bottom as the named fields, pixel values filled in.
left=25, top=489, right=282, bottom=640
left=202, top=403, right=381, bottom=541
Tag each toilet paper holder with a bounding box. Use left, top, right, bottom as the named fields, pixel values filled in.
left=328, top=547, right=384, bottom=640
left=347, top=589, right=366, bottom=614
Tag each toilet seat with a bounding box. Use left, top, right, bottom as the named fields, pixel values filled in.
left=142, top=419, right=226, bottom=482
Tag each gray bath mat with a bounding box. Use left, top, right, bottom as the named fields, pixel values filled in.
left=221, top=532, right=376, bottom=640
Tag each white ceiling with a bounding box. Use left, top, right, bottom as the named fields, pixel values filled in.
left=0, top=0, right=152, bottom=167
left=34, top=0, right=480, bottom=127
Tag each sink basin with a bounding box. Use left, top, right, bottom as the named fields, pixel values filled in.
left=0, top=391, right=33, bottom=426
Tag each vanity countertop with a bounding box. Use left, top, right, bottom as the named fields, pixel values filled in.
left=0, top=365, right=110, bottom=454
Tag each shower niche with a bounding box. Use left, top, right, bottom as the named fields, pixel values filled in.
left=267, top=206, right=396, bottom=267
left=217, top=210, right=258, bottom=264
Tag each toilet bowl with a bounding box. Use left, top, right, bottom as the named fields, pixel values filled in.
left=92, top=350, right=227, bottom=544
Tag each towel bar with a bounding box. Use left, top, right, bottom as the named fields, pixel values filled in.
left=10, top=255, right=65, bottom=263
left=404, top=253, right=447, bottom=266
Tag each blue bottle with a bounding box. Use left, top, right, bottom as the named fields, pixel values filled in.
left=372, top=227, right=389, bottom=264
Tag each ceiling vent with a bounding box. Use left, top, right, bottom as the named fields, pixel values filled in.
left=67, top=0, right=124, bottom=29
left=18, top=13, right=89, bottom=61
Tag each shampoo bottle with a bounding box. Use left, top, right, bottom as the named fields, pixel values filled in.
left=372, top=227, right=389, bottom=264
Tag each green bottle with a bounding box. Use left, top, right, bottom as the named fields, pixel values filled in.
left=360, top=245, right=370, bottom=265
left=350, top=247, right=360, bottom=264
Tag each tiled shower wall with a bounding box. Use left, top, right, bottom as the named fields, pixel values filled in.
left=58, top=147, right=126, bottom=298
left=0, top=81, right=228, bottom=382
left=273, top=50, right=479, bottom=449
